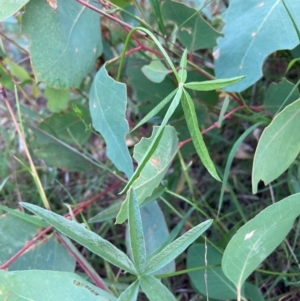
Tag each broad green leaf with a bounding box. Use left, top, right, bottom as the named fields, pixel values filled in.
left=181, top=89, right=221, bottom=181
left=131, top=89, right=177, bottom=132
left=161, top=0, right=221, bottom=51
left=126, top=58, right=176, bottom=115
left=31, top=106, right=94, bottom=171
left=32, top=127, right=94, bottom=171
left=0, top=214, right=74, bottom=272
left=214, top=0, right=300, bottom=92
left=187, top=244, right=265, bottom=301
left=244, top=283, right=265, bottom=301
left=22, top=0, right=102, bottom=88
left=0, top=270, right=116, bottom=301
left=139, top=275, right=176, bottom=301
left=222, top=193, right=300, bottom=290
left=10, top=236, right=76, bottom=272
left=183, top=76, right=245, bottom=91
left=126, top=201, right=175, bottom=275
left=187, top=244, right=237, bottom=300
left=120, top=89, right=182, bottom=194
left=116, top=126, right=178, bottom=224
left=219, top=122, right=264, bottom=214
left=0, top=214, right=39, bottom=266
left=128, top=189, right=146, bottom=273
left=89, top=65, right=133, bottom=179
left=143, top=219, right=212, bottom=274
left=117, top=280, right=139, bottom=301
left=141, top=60, right=169, bottom=83
left=252, top=99, right=300, bottom=194
left=264, top=78, right=300, bottom=115
left=0, top=205, right=47, bottom=227
left=20, top=202, right=137, bottom=274
left=45, top=87, right=69, bottom=113
left=0, top=0, right=29, bottom=21
left=39, top=107, right=91, bottom=145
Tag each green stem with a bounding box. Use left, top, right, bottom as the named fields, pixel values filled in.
left=116, top=27, right=179, bottom=82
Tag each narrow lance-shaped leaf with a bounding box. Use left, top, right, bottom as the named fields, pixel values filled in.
left=252, top=98, right=300, bottom=194
left=140, top=275, right=177, bottom=301
left=20, top=202, right=137, bottom=275
left=131, top=89, right=177, bottom=133
left=120, top=88, right=183, bottom=194
left=183, top=76, right=245, bottom=91
left=90, top=65, right=133, bottom=179
left=218, top=95, right=230, bottom=127
left=222, top=193, right=300, bottom=290
left=117, top=280, right=139, bottom=301
left=128, top=188, right=146, bottom=273
left=181, top=89, right=221, bottom=181
left=143, top=219, right=212, bottom=274
left=178, top=49, right=188, bottom=83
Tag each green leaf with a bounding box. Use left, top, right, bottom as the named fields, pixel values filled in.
left=139, top=275, right=177, bottom=301
left=264, top=78, right=300, bottom=115
left=131, top=89, right=177, bottom=132
left=0, top=0, right=29, bottom=21
left=127, top=201, right=175, bottom=275
left=218, top=122, right=264, bottom=214
left=45, top=87, right=69, bottom=113
left=149, top=0, right=166, bottom=35
left=187, top=244, right=265, bottom=301
left=143, top=219, right=212, bottom=274
left=161, top=0, right=221, bottom=51
left=22, top=0, right=102, bottom=88
left=0, top=270, right=116, bottom=301
left=0, top=214, right=74, bottom=272
left=4, top=57, right=31, bottom=81
left=89, top=65, right=133, bottom=179
left=116, top=126, right=178, bottom=224
left=117, top=280, right=139, bottom=301
left=128, top=189, right=146, bottom=273
left=10, top=236, right=76, bottom=272
left=180, top=49, right=188, bottom=69
left=183, top=76, right=245, bottom=91
left=222, top=193, right=300, bottom=290
left=39, top=106, right=91, bottom=145
left=214, top=0, right=300, bottom=92
left=0, top=204, right=48, bottom=228
left=126, top=58, right=176, bottom=115
left=20, top=202, right=137, bottom=274
left=89, top=187, right=165, bottom=223
left=120, top=88, right=182, bottom=194
left=218, top=95, right=230, bottom=127
left=187, top=244, right=237, bottom=300
left=181, top=89, right=221, bottom=181
left=252, top=99, right=300, bottom=194
left=141, top=60, right=170, bottom=83
left=32, top=126, right=94, bottom=171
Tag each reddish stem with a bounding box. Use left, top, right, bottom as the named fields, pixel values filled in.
left=0, top=181, right=122, bottom=272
